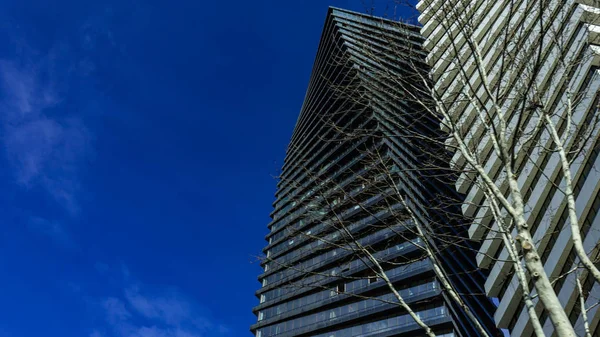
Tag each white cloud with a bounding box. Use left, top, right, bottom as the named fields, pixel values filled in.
left=0, top=54, right=92, bottom=216
left=124, top=286, right=207, bottom=329
left=104, top=297, right=133, bottom=324
left=95, top=279, right=228, bottom=337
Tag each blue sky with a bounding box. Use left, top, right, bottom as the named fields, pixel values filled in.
left=0, top=1, right=417, bottom=337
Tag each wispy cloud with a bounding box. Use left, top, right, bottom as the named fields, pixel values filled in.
left=27, top=215, right=77, bottom=249
left=0, top=57, right=92, bottom=216
left=0, top=7, right=121, bottom=247
left=91, top=268, right=229, bottom=337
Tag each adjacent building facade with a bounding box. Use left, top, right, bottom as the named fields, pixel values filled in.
left=251, top=8, right=499, bottom=337
left=417, top=0, right=600, bottom=335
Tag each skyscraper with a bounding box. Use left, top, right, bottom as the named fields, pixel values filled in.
left=417, top=0, right=600, bottom=335
left=251, top=8, right=499, bottom=337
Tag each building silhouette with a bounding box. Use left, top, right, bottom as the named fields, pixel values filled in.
left=251, top=7, right=500, bottom=337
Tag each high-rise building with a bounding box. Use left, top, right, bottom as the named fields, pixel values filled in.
left=251, top=7, right=499, bottom=337
left=417, top=0, right=600, bottom=335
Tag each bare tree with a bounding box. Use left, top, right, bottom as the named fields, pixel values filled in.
left=384, top=0, right=600, bottom=336
left=259, top=143, right=499, bottom=337
left=254, top=1, right=600, bottom=337
left=254, top=10, right=502, bottom=333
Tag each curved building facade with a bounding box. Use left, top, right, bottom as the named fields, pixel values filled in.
left=251, top=7, right=500, bottom=337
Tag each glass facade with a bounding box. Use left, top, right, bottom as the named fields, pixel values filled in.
left=251, top=7, right=500, bottom=337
